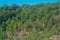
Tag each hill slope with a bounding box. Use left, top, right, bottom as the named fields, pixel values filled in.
left=0, top=2, right=60, bottom=40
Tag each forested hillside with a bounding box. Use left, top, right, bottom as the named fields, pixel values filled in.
left=0, top=2, right=60, bottom=40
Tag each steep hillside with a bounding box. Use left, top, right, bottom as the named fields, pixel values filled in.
left=0, top=2, right=60, bottom=40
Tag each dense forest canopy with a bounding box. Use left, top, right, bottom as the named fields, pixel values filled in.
left=0, top=2, right=60, bottom=40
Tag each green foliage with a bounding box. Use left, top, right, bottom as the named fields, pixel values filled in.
left=0, top=2, right=60, bottom=40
